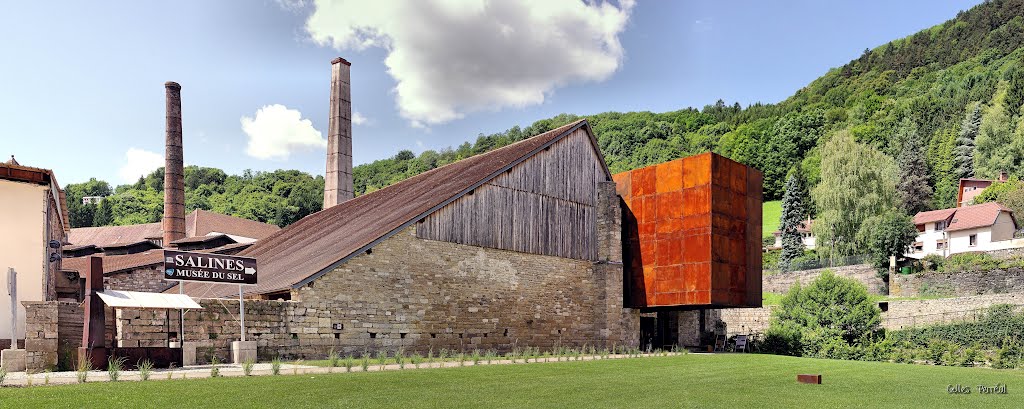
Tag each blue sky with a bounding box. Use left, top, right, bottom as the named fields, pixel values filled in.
left=0, top=0, right=982, bottom=185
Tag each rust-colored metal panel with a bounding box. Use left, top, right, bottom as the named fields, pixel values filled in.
left=616, top=152, right=763, bottom=309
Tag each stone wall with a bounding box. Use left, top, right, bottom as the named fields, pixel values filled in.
left=881, top=293, right=1024, bottom=330
left=890, top=268, right=1024, bottom=298
left=290, top=226, right=636, bottom=357
left=763, top=264, right=885, bottom=295
left=23, top=301, right=89, bottom=372
left=719, top=307, right=772, bottom=336
left=105, top=266, right=174, bottom=293
left=717, top=293, right=1024, bottom=336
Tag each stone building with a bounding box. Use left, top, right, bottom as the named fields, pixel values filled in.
left=178, top=120, right=640, bottom=353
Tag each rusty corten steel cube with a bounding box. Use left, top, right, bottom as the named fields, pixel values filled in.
left=614, top=152, right=762, bottom=309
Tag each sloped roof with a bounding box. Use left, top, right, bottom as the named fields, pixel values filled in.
left=913, top=208, right=957, bottom=225
left=947, top=202, right=1016, bottom=232
left=170, top=233, right=235, bottom=245
left=177, top=120, right=603, bottom=298
left=772, top=219, right=814, bottom=235
left=61, top=250, right=164, bottom=275
left=68, top=209, right=279, bottom=247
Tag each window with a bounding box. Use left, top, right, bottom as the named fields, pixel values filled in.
left=935, top=221, right=946, bottom=231
left=970, top=234, right=978, bottom=247
left=937, top=241, right=946, bottom=250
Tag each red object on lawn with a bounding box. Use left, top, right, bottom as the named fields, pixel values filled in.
left=797, top=374, right=822, bottom=384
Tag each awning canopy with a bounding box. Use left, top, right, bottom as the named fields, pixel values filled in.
left=96, top=290, right=203, bottom=310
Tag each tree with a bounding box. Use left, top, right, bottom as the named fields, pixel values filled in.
left=953, top=102, right=982, bottom=182
left=764, top=271, right=882, bottom=356
left=779, top=173, right=807, bottom=271
left=975, top=87, right=1020, bottom=178
left=857, top=210, right=919, bottom=279
left=812, top=131, right=898, bottom=256
left=94, top=198, right=114, bottom=226
left=895, top=117, right=932, bottom=214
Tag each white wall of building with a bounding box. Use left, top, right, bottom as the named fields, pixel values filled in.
left=0, top=180, right=48, bottom=340
left=910, top=214, right=1021, bottom=259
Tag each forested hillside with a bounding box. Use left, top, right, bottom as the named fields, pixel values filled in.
left=356, top=0, right=1024, bottom=204
left=67, top=0, right=1024, bottom=232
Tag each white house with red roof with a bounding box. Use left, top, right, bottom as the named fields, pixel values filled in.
left=909, top=202, right=1019, bottom=258
left=771, top=219, right=816, bottom=249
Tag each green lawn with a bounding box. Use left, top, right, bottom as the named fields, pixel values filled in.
left=763, top=200, right=781, bottom=239
left=2, top=354, right=1020, bottom=408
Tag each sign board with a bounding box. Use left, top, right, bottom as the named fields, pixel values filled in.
left=163, top=250, right=257, bottom=285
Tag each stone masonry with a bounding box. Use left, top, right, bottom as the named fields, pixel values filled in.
left=23, top=301, right=91, bottom=372
left=763, top=264, right=885, bottom=295
left=718, top=292, right=1024, bottom=337
left=890, top=268, right=1024, bottom=298
left=104, top=266, right=173, bottom=293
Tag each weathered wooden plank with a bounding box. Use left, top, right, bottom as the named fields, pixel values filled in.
left=416, top=128, right=606, bottom=260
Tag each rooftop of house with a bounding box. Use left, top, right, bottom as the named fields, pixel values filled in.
left=913, top=202, right=1016, bottom=232
left=174, top=119, right=604, bottom=298
left=772, top=219, right=813, bottom=236
left=68, top=209, right=280, bottom=247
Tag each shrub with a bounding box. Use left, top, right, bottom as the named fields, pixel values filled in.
left=395, top=348, right=406, bottom=369
left=344, top=355, right=354, bottom=372
left=863, top=338, right=896, bottom=362
left=138, top=359, right=154, bottom=381
left=360, top=354, right=370, bottom=371
left=76, top=353, right=92, bottom=384
left=411, top=353, right=422, bottom=369
left=327, top=349, right=340, bottom=369
left=271, top=357, right=282, bottom=375
left=242, top=358, right=255, bottom=376
left=992, top=338, right=1022, bottom=369
left=920, top=254, right=945, bottom=272
left=377, top=351, right=388, bottom=370
left=887, top=304, right=1024, bottom=349
left=0, top=367, right=6, bottom=385
left=944, top=252, right=1001, bottom=272
left=210, top=356, right=221, bottom=377
left=107, top=356, right=126, bottom=382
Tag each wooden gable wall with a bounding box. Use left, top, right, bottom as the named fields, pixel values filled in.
left=415, top=128, right=608, bottom=260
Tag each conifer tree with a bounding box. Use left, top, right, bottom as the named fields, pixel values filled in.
left=779, top=173, right=806, bottom=271
left=94, top=199, right=114, bottom=227
left=953, top=102, right=982, bottom=182
left=896, top=118, right=932, bottom=214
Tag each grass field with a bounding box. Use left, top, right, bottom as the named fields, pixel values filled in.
left=763, top=200, right=781, bottom=239
left=1, top=354, right=1020, bottom=408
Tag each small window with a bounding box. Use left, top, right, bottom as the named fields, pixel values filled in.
left=935, top=221, right=946, bottom=231
left=937, top=241, right=945, bottom=250
left=969, top=234, right=978, bottom=246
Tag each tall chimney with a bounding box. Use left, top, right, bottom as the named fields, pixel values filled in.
left=323, top=57, right=354, bottom=208
left=163, top=82, right=186, bottom=246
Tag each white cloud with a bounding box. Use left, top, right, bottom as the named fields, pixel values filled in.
left=352, top=111, right=368, bottom=125
left=118, top=148, right=163, bottom=183
left=303, top=0, right=635, bottom=127
left=241, top=104, right=326, bottom=160
left=275, top=0, right=310, bottom=13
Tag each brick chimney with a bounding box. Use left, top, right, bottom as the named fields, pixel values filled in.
left=323, top=57, right=354, bottom=208
left=163, top=82, right=186, bottom=246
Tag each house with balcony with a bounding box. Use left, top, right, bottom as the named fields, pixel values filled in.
left=909, top=202, right=1019, bottom=258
